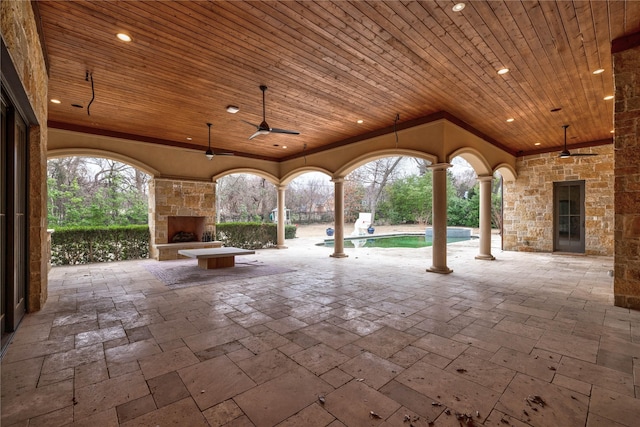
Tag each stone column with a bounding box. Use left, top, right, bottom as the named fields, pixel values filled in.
left=330, top=178, right=348, bottom=258
left=427, top=163, right=452, bottom=274
left=613, top=32, right=640, bottom=309
left=276, top=185, right=287, bottom=249
left=475, top=175, right=496, bottom=260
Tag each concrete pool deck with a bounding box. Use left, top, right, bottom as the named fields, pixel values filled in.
left=2, top=225, right=638, bottom=426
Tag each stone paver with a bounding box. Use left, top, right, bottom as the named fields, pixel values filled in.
left=2, top=232, right=637, bottom=426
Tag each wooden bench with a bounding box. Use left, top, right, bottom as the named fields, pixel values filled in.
left=178, top=247, right=255, bottom=269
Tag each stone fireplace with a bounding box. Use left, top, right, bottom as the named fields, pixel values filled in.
left=149, top=178, right=221, bottom=260
left=168, top=216, right=205, bottom=243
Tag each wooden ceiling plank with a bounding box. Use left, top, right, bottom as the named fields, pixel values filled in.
left=558, top=3, right=612, bottom=139
left=460, top=1, right=559, bottom=150
left=37, top=0, right=629, bottom=160
left=624, top=0, right=640, bottom=34
left=499, top=1, right=591, bottom=148
left=348, top=1, right=510, bottom=120
left=398, top=2, right=533, bottom=120
left=211, top=1, right=416, bottom=120
left=282, top=1, right=441, bottom=109
left=106, top=1, right=364, bottom=149
left=388, top=1, right=543, bottom=150
left=538, top=1, right=603, bottom=138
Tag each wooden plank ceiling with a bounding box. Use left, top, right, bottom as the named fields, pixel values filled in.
left=37, top=1, right=639, bottom=161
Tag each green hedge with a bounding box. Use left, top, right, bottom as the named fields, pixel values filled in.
left=51, top=225, right=150, bottom=265
left=215, top=222, right=297, bottom=249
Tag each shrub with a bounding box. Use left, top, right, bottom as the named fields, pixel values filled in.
left=215, top=222, right=297, bottom=249
left=51, top=225, right=149, bottom=265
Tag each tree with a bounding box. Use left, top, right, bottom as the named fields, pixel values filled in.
left=383, top=172, right=433, bottom=224
left=347, top=157, right=406, bottom=224
left=47, top=157, right=149, bottom=227
left=447, top=184, right=480, bottom=227
left=491, top=172, right=503, bottom=232
left=287, top=175, right=332, bottom=223
left=343, top=178, right=366, bottom=223
left=217, top=174, right=277, bottom=222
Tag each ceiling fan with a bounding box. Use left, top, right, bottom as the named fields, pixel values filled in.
left=242, top=85, right=300, bottom=140
left=559, top=124, right=597, bottom=158
left=205, top=123, right=233, bottom=160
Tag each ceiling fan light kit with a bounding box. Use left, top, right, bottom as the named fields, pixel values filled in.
left=206, top=122, right=215, bottom=160
left=204, top=122, right=234, bottom=160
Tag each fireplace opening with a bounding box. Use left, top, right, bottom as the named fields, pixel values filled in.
left=167, top=216, right=206, bottom=243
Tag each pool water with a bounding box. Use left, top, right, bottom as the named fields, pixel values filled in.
left=319, top=234, right=472, bottom=248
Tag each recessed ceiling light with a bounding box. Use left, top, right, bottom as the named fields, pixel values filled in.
left=357, top=119, right=364, bottom=124
left=593, top=68, right=605, bottom=74
left=282, top=145, right=287, bottom=149
left=506, top=118, right=514, bottom=122
left=497, top=68, right=510, bottom=75
left=452, top=3, right=465, bottom=12
left=610, top=130, right=615, bottom=133
left=226, top=105, right=240, bottom=114
left=186, top=137, right=192, bottom=141
left=50, top=99, right=61, bottom=104
left=603, top=95, right=614, bottom=100
left=116, top=33, right=132, bottom=42
left=534, top=142, right=541, bottom=146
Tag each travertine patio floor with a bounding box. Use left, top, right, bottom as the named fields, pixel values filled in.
left=2, top=231, right=639, bottom=426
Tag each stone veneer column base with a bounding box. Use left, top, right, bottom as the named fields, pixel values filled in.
left=475, top=254, right=495, bottom=260
left=614, top=295, right=640, bottom=311
left=427, top=266, right=453, bottom=274
left=330, top=253, right=348, bottom=258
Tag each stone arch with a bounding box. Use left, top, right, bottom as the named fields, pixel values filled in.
left=334, top=148, right=439, bottom=177
left=447, top=147, right=492, bottom=176
left=494, top=163, right=517, bottom=181
left=47, top=148, right=160, bottom=176
left=281, top=166, right=333, bottom=186
left=212, top=168, right=279, bottom=185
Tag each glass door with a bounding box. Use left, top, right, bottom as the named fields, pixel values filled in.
left=554, top=180, right=585, bottom=253
left=1, top=88, right=27, bottom=348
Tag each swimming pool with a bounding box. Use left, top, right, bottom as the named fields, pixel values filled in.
left=318, top=233, right=473, bottom=248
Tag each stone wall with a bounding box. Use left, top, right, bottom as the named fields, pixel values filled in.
left=613, top=37, right=640, bottom=309
left=2, top=2, right=49, bottom=310
left=503, top=145, right=614, bottom=255
left=149, top=178, right=217, bottom=260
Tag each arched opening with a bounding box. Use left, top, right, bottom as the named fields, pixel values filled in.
left=46, top=155, right=152, bottom=266
left=216, top=170, right=334, bottom=232
left=216, top=173, right=279, bottom=224
left=47, top=156, right=150, bottom=228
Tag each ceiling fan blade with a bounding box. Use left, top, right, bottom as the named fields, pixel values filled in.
left=570, top=153, right=598, bottom=157
left=249, top=130, right=270, bottom=140
left=241, top=120, right=260, bottom=130
left=270, top=128, right=300, bottom=135
left=557, top=124, right=596, bottom=158
left=247, top=85, right=298, bottom=139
